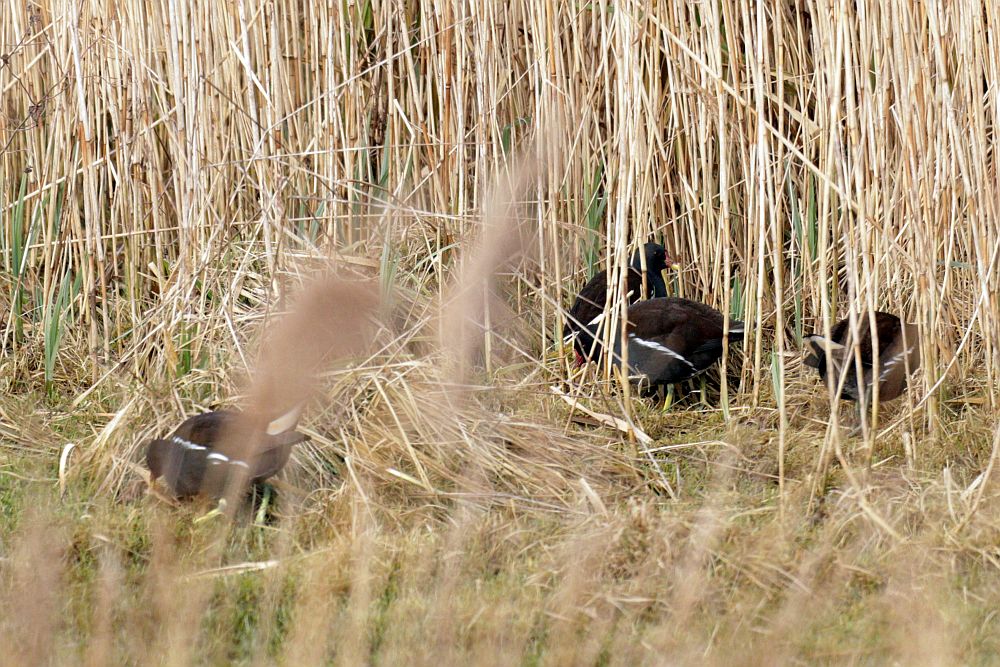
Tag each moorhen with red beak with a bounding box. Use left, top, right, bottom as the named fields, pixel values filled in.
left=145, top=408, right=308, bottom=499
left=564, top=242, right=675, bottom=364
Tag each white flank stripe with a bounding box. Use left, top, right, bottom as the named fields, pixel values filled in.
left=878, top=346, right=913, bottom=382
left=206, top=451, right=250, bottom=470
left=805, top=335, right=845, bottom=352
left=587, top=312, right=606, bottom=327
left=172, top=436, right=207, bottom=451
left=628, top=334, right=695, bottom=369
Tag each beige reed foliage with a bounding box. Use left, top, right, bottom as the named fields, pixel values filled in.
left=1, top=0, right=996, bottom=405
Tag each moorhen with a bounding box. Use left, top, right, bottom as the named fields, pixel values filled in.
left=803, top=311, right=920, bottom=405
left=145, top=408, right=309, bottom=499
left=582, top=296, right=745, bottom=396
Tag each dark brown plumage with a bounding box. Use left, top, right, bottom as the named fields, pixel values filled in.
left=585, top=296, right=745, bottom=390
left=145, top=409, right=309, bottom=499
left=564, top=243, right=673, bottom=363
left=803, top=311, right=920, bottom=403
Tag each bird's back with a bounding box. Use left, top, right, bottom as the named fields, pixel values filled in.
left=609, top=297, right=744, bottom=386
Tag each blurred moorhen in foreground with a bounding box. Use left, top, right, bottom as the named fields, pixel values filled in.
left=564, top=242, right=676, bottom=364
left=146, top=408, right=308, bottom=499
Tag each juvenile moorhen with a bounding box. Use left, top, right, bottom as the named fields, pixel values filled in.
left=146, top=408, right=309, bottom=499
left=803, top=311, right=920, bottom=405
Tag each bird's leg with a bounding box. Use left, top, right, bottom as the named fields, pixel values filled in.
left=661, top=384, right=676, bottom=413
left=254, top=484, right=273, bottom=526
left=845, top=402, right=862, bottom=438
left=699, top=376, right=709, bottom=408
left=859, top=394, right=878, bottom=471
left=847, top=394, right=871, bottom=439
left=194, top=497, right=228, bottom=524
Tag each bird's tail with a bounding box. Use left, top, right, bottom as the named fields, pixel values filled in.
left=802, top=334, right=844, bottom=368
left=265, top=404, right=304, bottom=435
left=261, top=404, right=310, bottom=449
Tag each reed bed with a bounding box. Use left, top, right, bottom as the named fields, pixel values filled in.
left=2, top=0, right=1000, bottom=663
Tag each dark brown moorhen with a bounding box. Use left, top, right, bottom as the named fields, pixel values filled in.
left=582, top=296, right=745, bottom=393
left=146, top=408, right=309, bottom=499
left=803, top=311, right=920, bottom=404
left=564, top=242, right=675, bottom=364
